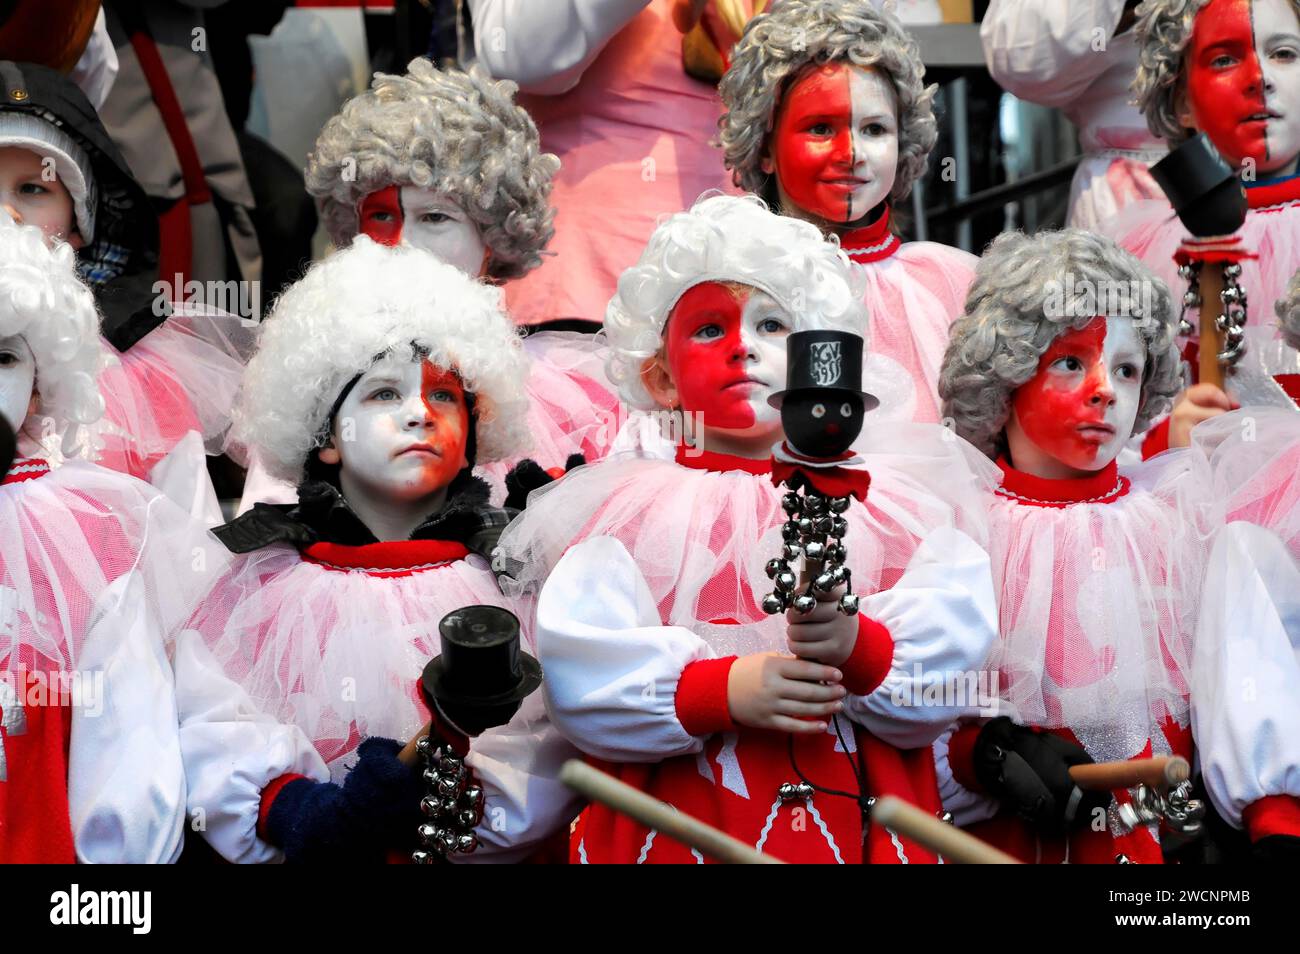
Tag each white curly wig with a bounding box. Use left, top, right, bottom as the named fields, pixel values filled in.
left=718, top=0, right=937, bottom=208
left=0, top=219, right=104, bottom=454
left=1133, top=0, right=1300, bottom=142
left=235, top=237, right=531, bottom=485
left=605, top=193, right=868, bottom=409
left=939, top=229, right=1184, bottom=460
left=1278, top=267, right=1300, bottom=353
left=304, top=59, right=560, bottom=281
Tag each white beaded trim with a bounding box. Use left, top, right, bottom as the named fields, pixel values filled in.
left=843, top=235, right=899, bottom=258
left=995, top=477, right=1127, bottom=506
left=306, top=557, right=459, bottom=574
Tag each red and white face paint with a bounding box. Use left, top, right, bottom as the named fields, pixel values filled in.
left=1183, top=0, right=1300, bottom=175
left=357, top=185, right=490, bottom=277
left=766, top=62, right=899, bottom=225
left=0, top=334, right=36, bottom=433
left=662, top=282, right=791, bottom=437
left=331, top=356, right=470, bottom=507
left=1007, top=317, right=1145, bottom=477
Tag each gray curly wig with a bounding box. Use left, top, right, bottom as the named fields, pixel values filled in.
left=1133, top=0, right=1300, bottom=142
left=605, top=193, right=867, bottom=409
left=235, top=237, right=531, bottom=485
left=939, top=229, right=1184, bottom=460
left=718, top=0, right=937, bottom=208
left=1278, top=267, right=1300, bottom=352
left=0, top=219, right=104, bottom=454
left=305, top=59, right=560, bottom=282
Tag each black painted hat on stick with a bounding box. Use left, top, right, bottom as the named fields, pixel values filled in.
left=768, top=330, right=876, bottom=459
left=421, top=605, right=542, bottom=737
left=1150, top=133, right=1249, bottom=238
left=0, top=413, right=14, bottom=479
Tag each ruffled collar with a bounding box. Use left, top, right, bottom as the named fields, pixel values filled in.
left=994, top=457, right=1129, bottom=508
left=2, top=457, right=50, bottom=486
left=214, top=470, right=509, bottom=564
left=1247, top=172, right=1300, bottom=211
left=674, top=443, right=772, bottom=475
left=839, top=206, right=901, bottom=264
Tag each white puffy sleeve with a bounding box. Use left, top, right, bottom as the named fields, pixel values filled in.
left=1193, top=522, right=1300, bottom=836
left=172, top=630, right=330, bottom=864
left=535, top=536, right=723, bottom=762
left=844, top=527, right=999, bottom=749
left=450, top=692, right=586, bottom=864
left=465, top=0, right=651, bottom=95
left=69, top=573, right=187, bottom=864
left=147, top=429, right=224, bottom=528
left=980, top=0, right=1129, bottom=108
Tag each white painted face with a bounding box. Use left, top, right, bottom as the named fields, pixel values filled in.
left=766, top=63, right=900, bottom=226
left=1008, top=316, right=1146, bottom=476
left=328, top=354, right=471, bottom=508
left=356, top=185, right=490, bottom=277
left=0, top=334, right=36, bottom=434
left=1256, top=0, right=1300, bottom=174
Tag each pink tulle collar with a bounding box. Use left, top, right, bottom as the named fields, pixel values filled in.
left=994, top=457, right=1129, bottom=508
left=2, top=458, right=50, bottom=486
left=301, top=538, right=470, bottom=576
left=674, top=443, right=772, bottom=475
left=1247, top=173, right=1300, bottom=211
left=839, top=207, right=901, bottom=264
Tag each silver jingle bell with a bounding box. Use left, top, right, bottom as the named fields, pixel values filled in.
left=782, top=492, right=802, bottom=515
left=456, top=833, right=479, bottom=854
left=782, top=543, right=803, bottom=562
left=463, top=785, right=485, bottom=811
left=831, top=564, right=848, bottom=585
left=1177, top=264, right=1196, bottom=280
left=761, top=592, right=786, bottom=615
left=823, top=543, right=846, bottom=563
left=797, top=517, right=814, bottom=535
left=804, top=541, right=825, bottom=561
left=793, top=593, right=818, bottom=614
left=829, top=496, right=851, bottom=514
left=764, top=558, right=785, bottom=579
left=436, top=774, right=464, bottom=798
left=411, top=849, right=435, bottom=865
left=830, top=516, right=848, bottom=538
left=1224, top=262, right=1243, bottom=279
left=838, top=592, right=859, bottom=615
left=813, top=572, right=837, bottom=594
left=781, top=522, right=801, bottom=543
left=939, top=811, right=954, bottom=826
left=813, top=515, right=835, bottom=535
left=778, top=782, right=799, bottom=802
left=415, top=735, right=432, bottom=756
left=438, top=829, right=460, bottom=854
left=418, top=823, right=439, bottom=846
left=457, top=808, right=481, bottom=830
left=441, top=796, right=461, bottom=816
left=803, top=494, right=827, bottom=515
left=774, top=570, right=797, bottom=593
left=794, top=782, right=815, bottom=800
left=420, top=795, right=441, bottom=818
left=1115, top=854, right=1133, bottom=864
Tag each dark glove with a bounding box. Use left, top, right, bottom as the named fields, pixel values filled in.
left=263, top=737, right=427, bottom=863
left=973, top=717, right=1110, bottom=835
left=504, top=453, right=585, bottom=511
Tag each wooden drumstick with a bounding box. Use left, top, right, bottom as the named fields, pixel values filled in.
left=871, top=796, right=1021, bottom=864
left=1198, top=262, right=1228, bottom=390
left=1068, top=756, right=1190, bottom=792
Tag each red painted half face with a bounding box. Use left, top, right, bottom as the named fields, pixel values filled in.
left=767, top=63, right=899, bottom=224
left=1009, top=317, right=1145, bottom=474
left=333, top=356, right=470, bottom=504
left=662, top=281, right=790, bottom=431
left=1184, top=0, right=1300, bottom=174
left=357, top=185, right=489, bottom=276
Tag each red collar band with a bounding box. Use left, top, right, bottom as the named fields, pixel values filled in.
left=2, top=458, right=50, bottom=486
left=995, top=457, right=1129, bottom=507
left=840, top=207, right=901, bottom=264
left=302, top=539, right=470, bottom=575
left=1246, top=173, right=1300, bottom=211
left=674, top=443, right=773, bottom=475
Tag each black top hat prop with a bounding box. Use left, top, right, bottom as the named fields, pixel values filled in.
left=1150, top=133, right=1248, bottom=238
left=0, top=413, right=15, bottom=480
left=420, top=605, right=542, bottom=737
left=768, top=330, right=877, bottom=459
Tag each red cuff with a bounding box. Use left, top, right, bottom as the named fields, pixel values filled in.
left=946, top=723, right=984, bottom=793
left=839, top=614, right=894, bottom=696
left=1141, top=416, right=1171, bottom=459
left=257, top=773, right=308, bottom=841
left=675, top=656, right=737, bottom=736
left=1242, top=794, right=1300, bottom=842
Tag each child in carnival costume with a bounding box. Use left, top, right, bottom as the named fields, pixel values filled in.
left=288, top=58, right=617, bottom=508
left=718, top=0, right=975, bottom=425
left=935, top=229, right=1216, bottom=864
left=1103, top=0, right=1300, bottom=451
left=481, top=193, right=999, bottom=864
left=0, top=218, right=333, bottom=863
left=188, top=235, right=533, bottom=835
left=0, top=61, right=250, bottom=520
